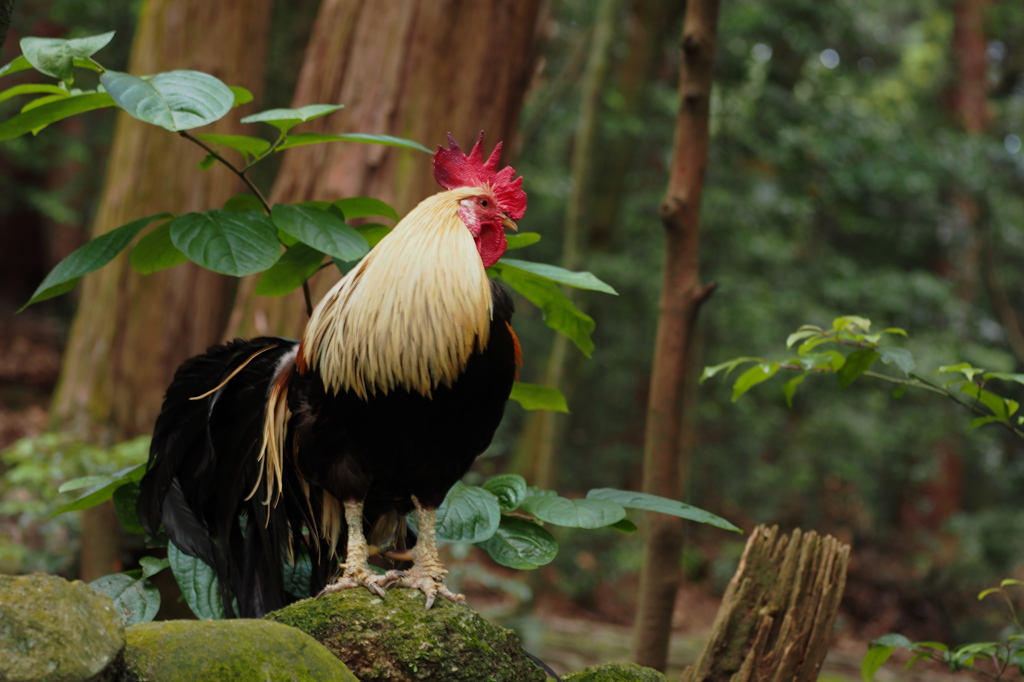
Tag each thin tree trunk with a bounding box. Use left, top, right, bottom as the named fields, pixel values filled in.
left=48, top=0, right=271, bottom=581
left=513, top=0, right=618, bottom=489
left=0, top=0, right=13, bottom=54
left=227, top=0, right=543, bottom=339
left=631, top=0, right=719, bottom=670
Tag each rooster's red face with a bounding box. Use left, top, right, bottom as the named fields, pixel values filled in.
left=458, top=193, right=517, bottom=269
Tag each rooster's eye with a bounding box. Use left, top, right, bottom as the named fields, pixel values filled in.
left=479, top=199, right=489, bottom=207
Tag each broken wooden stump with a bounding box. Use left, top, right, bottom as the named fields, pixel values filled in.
left=681, top=525, right=850, bottom=682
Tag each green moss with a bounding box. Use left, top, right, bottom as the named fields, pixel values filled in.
left=563, top=662, right=669, bottom=682
left=118, top=619, right=357, bottom=682
left=266, top=588, right=547, bottom=681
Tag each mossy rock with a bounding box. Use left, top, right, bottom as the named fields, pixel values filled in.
left=0, top=573, right=124, bottom=682
left=114, top=619, right=358, bottom=681
left=266, top=588, right=548, bottom=681
left=563, top=662, right=669, bottom=681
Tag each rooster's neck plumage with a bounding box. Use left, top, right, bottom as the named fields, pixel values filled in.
left=301, top=187, right=494, bottom=400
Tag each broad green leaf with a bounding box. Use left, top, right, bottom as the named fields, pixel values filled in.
left=23, top=212, right=171, bottom=308
left=984, top=372, right=1024, bottom=385
left=481, top=474, right=529, bottom=512
left=229, top=86, right=253, bottom=107
left=139, top=556, right=170, bottom=580
left=255, top=243, right=325, bottom=297
left=20, top=92, right=72, bottom=113
left=494, top=263, right=596, bottom=356
left=20, top=32, right=114, bottom=81
left=786, top=330, right=819, bottom=348
left=223, top=193, right=265, bottom=212
left=833, top=315, right=871, bottom=332
left=476, top=516, right=557, bottom=570
left=586, top=488, right=741, bottom=532
left=100, top=70, right=234, bottom=131
left=332, top=197, right=399, bottom=222
left=505, top=233, right=541, bottom=250
left=130, top=222, right=188, bottom=274
left=194, top=133, right=270, bottom=162
left=732, top=362, right=779, bottom=401
left=498, top=258, right=617, bottom=295
left=271, top=204, right=369, bottom=262
left=89, top=573, right=160, bottom=626
left=169, top=210, right=281, bottom=277
left=883, top=327, right=908, bottom=337
left=49, top=463, right=147, bottom=517
left=58, top=475, right=114, bottom=492
left=357, top=223, right=392, bottom=248
left=435, top=483, right=501, bottom=543
left=878, top=348, right=915, bottom=375
left=0, top=55, right=32, bottom=78
left=872, top=634, right=914, bottom=648
left=937, top=363, right=983, bottom=383
left=861, top=645, right=895, bottom=681
left=608, top=518, right=639, bottom=533
left=958, top=383, right=1011, bottom=420
left=197, top=154, right=216, bottom=171
left=837, top=349, right=879, bottom=389
left=0, top=83, right=67, bottom=105
left=520, top=495, right=626, bottom=529
left=0, top=92, right=115, bottom=141
left=240, top=104, right=344, bottom=134
left=112, top=482, right=144, bottom=535
left=509, top=383, right=569, bottom=413
left=700, top=357, right=759, bottom=382
left=168, top=544, right=225, bottom=620
left=283, top=552, right=312, bottom=598
left=277, top=132, right=432, bottom=153
left=783, top=374, right=806, bottom=408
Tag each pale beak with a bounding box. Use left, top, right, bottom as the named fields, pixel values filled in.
left=501, top=215, right=518, bottom=232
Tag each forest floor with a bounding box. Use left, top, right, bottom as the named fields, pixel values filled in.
left=0, top=309, right=989, bottom=681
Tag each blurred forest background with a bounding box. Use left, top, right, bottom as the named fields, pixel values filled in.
left=2, top=0, right=1024, bottom=677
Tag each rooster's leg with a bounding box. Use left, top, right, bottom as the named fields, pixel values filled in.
left=391, top=495, right=465, bottom=609
left=318, top=499, right=394, bottom=599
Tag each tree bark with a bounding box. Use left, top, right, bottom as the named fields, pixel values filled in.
left=227, top=0, right=543, bottom=339
left=48, top=0, right=272, bottom=581
left=681, top=526, right=850, bottom=682
left=631, top=0, right=720, bottom=670
left=0, top=0, right=13, bottom=55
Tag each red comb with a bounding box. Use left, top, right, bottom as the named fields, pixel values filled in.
left=433, top=132, right=527, bottom=220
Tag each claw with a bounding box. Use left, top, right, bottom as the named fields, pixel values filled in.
left=392, top=496, right=465, bottom=608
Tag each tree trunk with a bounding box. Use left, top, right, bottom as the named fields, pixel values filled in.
left=513, top=0, right=618, bottom=489
left=0, top=0, right=13, bottom=54
left=227, top=0, right=543, bottom=339
left=48, top=0, right=272, bottom=581
left=631, top=0, right=720, bottom=670
left=681, top=526, right=850, bottom=682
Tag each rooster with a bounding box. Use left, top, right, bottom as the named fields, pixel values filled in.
left=137, top=133, right=527, bottom=617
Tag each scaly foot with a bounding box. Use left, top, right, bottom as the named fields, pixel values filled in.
left=392, top=495, right=464, bottom=609
left=318, top=563, right=397, bottom=599
left=317, top=499, right=397, bottom=600
left=391, top=565, right=464, bottom=609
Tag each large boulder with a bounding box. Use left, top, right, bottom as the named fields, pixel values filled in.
left=0, top=573, right=125, bottom=682
left=114, top=619, right=358, bottom=681
left=266, top=588, right=548, bottom=681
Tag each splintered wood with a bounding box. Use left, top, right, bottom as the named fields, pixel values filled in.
left=681, top=525, right=850, bottom=682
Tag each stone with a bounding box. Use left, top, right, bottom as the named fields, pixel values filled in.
left=266, top=588, right=548, bottom=681
left=114, top=619, right=358, bottom=681
left=564, top=662, right=670, bottom=681
left=0, top=573, right=125, bottom=682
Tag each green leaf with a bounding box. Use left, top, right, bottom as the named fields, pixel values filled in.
left=23, top=212, right=171, bottom=308
left=139, top=556, right=170, bottom=580
left=732, top=362, right=779, bottom=401
left=520, top=495, right=626, bottom=529
left=833, top=315, right=871, bottom=333
left=608, top=518, right=639, bottom=533
left=494, top=263, right=596, bottom=356
left=276, top=132, right=432, bottom=153
left=969, top=416, right=1004, bottom=430
left=49, top=463, right=147, bottom=517
left=938, top=363, right=984, bottom=383
left=229, top=86, right=253, bottom=107
left=58, top=475, right=114, bottom=493
left=586, top=488, right=741, bottom=532
left=481, top=475, right=529, bottom=512
left=168, top=543, right=225, bottom=620
left=283, top=552, right=312, bottom=598
left=332, top=197, right=399, bottom=222
left=197, top=154, right=216, bottom=171
left=20, top=32, right=114, bottom=81
left=100, top=70, right=234, bottom=131
left=984, top=371, right=1024, bottom=385
left=498, top=258, right=617, bottom=295
left=1002, top=579, right=1024, bottom=587
left=0, top=92, right=115, bottom=141
left=169, top=210, right=281, bottom=277
left=357, top=223, right=392, bottom=248
left=0, top=83, right=68, bottom=105
left=89, top=573, right=160, bottom=626
left=783, top=374, right=806, bottom=408
left=270, top=204, right=368, bottom=262
left=476, top=516, right=557, bottom=570
left=505, top=233, right=541, bottom=250
left=240, top=104, right=343, bottom=134
left=509, top=383, right=569, bottom=413
left=879, top=348, right=915, bottom=375
left=786, top=330, right=820, bottom=348
left=883, top=327, right=908, bottom=337
left=255, top=243, right=325, bottom=297
left=112, top=482, right=144, bottom=535
left=700, top=357, right=759, bottom=382
left=978, top=587, right=1001, bottom=600
left=958, top=383, right=1010, bottom=420
left=434, top=482, right=501, bottom=543
left=223, top=193, right=266, bottom=212
left=0, top=55, right=32, bottom=78
left=129, top=222, right=188, bottom=274
left=194, top=133, right=270, bottom=162
left=861, top=645, right=895, bottom=681
left=837, top=349, right=879, bottom=389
